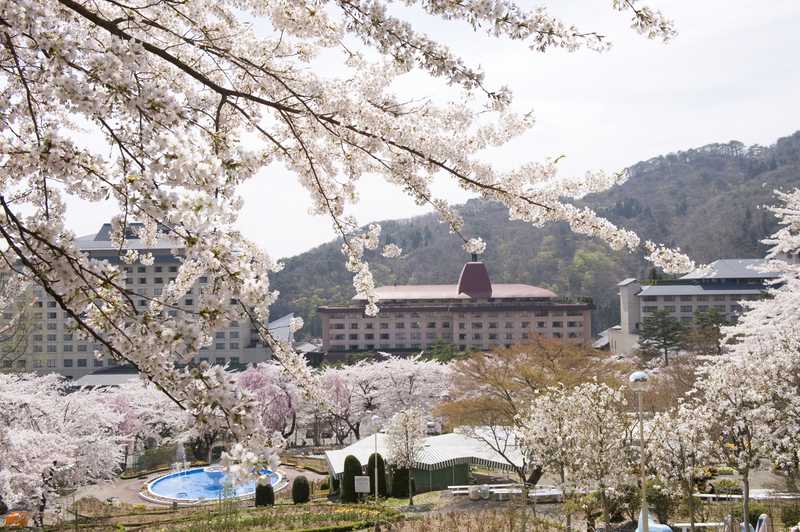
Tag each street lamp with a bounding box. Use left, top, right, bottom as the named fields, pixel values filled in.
left=371, top=414, right=382, bottom=505
left=630, top=371, right=650, bottom=532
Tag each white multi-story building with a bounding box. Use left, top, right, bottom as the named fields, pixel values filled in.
left=319, top=260, right=593, bottom=355
left=1, top=223, right=290, bottom=378
left=607, top=258, right=779, bottom=356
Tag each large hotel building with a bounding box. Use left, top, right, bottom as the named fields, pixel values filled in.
left=607, top=258, right=777, bottom=356
left=319, top=260, right=593, bottom=354
left=0, top=223, right=289, bottom=379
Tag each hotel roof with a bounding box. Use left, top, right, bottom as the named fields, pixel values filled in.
left=680, top=259, right=779, bottom=280
left=353, top=283, right=557, bottom=301
left=638, top=284, right=765, bottom=297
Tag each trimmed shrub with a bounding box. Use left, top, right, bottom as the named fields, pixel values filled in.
left=390, top=467, right=414, bottom=498
left=331, top=476, right=339, bottom=494
left=255, top=482, right=274, bottom=506
left=341, top=455, right=362, bottom=503
left=367, top=453, right=387, bottom=498
left=292, top=475, right=311, bottom=504
left=712, top=478, right=742, bottom=495
left=731, top=502, right=770, bottom=528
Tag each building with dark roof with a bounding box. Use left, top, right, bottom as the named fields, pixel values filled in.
left=608, top=258, right=776, bottom=356
left=318, top=260, right=593, bottom=354
left=2, top=223, right=290, bottom=378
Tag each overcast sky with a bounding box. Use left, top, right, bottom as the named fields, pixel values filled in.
left=65, top=0, right=800, bottom=259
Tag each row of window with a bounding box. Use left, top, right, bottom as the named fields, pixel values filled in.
left=641, top=294, right=761, bottom=302
left=328, top=309, right=584, bottom=320
left=2, top=358, right=118, bottom=369
left=332, top=331, right=581, bottom=351
left=642, top=304, right=741, bottom=314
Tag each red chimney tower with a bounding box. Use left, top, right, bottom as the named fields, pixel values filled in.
left=457, top=258, right=492, bottom=299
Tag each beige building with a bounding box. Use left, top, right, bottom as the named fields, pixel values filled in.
left=608, top=258, right=776, bottom=356
left=0, top=223, right=290, bottom=379
left=319, top=261, right=593, bottom=354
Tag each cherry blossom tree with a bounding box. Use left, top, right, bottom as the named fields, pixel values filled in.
left=104, top=380, right=190, bottom=468
left=516, top=384, right=581, bottom=529
left=567, top=381, right=634, bottom=524
left=1, top=0, right=692, bottom=470
left=238, top=362, right=301, bottom=440
left=385, top=407, right=426, bottom=506
left=0, top=374, right=124, bottom=526
left=649, top=403, right=713, bottom=532
left=376, top=355, right=450, bottom=416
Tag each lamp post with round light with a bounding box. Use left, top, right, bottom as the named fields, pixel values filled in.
left=630, top=371, right=650, bottom=532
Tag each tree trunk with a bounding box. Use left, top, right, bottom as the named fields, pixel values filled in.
left=742, top=471, right=750, bottom=531
left=408, top=468, right=414, bottom=506
left=561, top=466, right=572, bottom=531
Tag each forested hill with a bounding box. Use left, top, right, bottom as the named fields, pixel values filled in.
left=271, top=131, right=800, bottom=338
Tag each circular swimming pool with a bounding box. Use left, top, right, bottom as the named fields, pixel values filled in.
left=146, top=466, right=282, bottom=502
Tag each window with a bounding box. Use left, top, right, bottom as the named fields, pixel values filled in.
left=63, top=345, right=73, bottom=352
left=77, top=344, right=88, bottom=352
left=489, top=333, right=498, bottom=340
left=200, top=276, right=208, bottom=283
left=137, top=266, right=146, bottom=273
left=442, top=322, right=450, bottom=328
left=426, top=332, right=436, bottom=339
left=169, top=266, right=178, bottom=272
left=458, top=322, right=465, bottom=329
left=334, top=334, right=345, bottom=340
left=215, top=331, right=226, bottom=339
left=488, top=322, right=498, bottom=329
left=410, top=322, right=420, bottom=329
left=473, top=333, right=482, bottom=340
left=567, top=321, right=578, bottom=328
left=47, top=345, right=56, bottom=353
left=552, top=321, right=563, bottom=328
left=458, top=333, right=466, bottom=340
left=33, top=345, right=42, bottom=353
left=349, top=333, right=358, bottom=340
left=380, top=323, right=389, bottom=330
left=154, top=277, right=163, bottom=284
left=77, top=359, right=87, bottom=367
left=230, top=331, right=239, bottom=339
left=215, top=343, right=225, bottom=350
left=643, top=306, right=657, bottom=312
left=350, top=323, right=359, bottom=329
left=47, top=359, right=56, bottom=367
left=230, top=357, right=240, bottom=365
left=230, top=342, right=239, bottom=349
left=663, top=306, right=675, bottom=312
left=552, top=332, right=562, bottom=338
left=714, top=305, right=726, bottom=311
left=125, top=278, right=133, bottom=285
left=395, top=323, right=405, bottom=329
left=154, top=287, right=162, bottom=295
left=216, top=357, right=226, bottom=365
left=155, top=266, right=163, bottom=273
left=349, top=345, right=359, bottom=351
left=698, top=305, right=708, bottom=312
left=16, top=360, right=26, bottom=368
left=333, top=323, right=345, bottom=330
left=505, top=322, right=513, bottom=329
left=94, top=359, right=103, bottom=367
left=522, top=332, right=530, bottom=339
left=680, top=305, right=692, bottom=313
left=643, top=296, right=657, bottom=302
left=680, top=295, right=693, bottom=302
left=713, top=295, right=726, bottom=302
left=380, top=333, right=390, bottom=340
left=138, top=277, right=147, bottom=284
left=34, top=359, right=43, bottom=368
left=47, top=312, right=57, bottom=319
left=662, top=295, right=675, bottom=302
left=63, top=359, right=73, bottom=367
left=696, top=295, right=709, bottom=302
left=537, top=321, right=545, bottom=328
left=521, top=321, right=530, bottom=328
left=505, top=333, right=512, bottom=340
left=34, top=334, right=43, bottom=342
left=427, top=322, right=436, bottom=328
left=472, top=322, right=483, bottom=329
left=365, top=333, right=375, bottom=340
left=568, top=332, right=578, bottom=338
left=365, top=323, right=374, bottom=330
left=47, top=301, right=57, bottom=308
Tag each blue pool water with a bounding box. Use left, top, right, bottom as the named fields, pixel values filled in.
left=147, top=467, right=280, bottom=502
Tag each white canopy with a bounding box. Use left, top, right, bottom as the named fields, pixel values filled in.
left=324, top=430, right=524, bottom=478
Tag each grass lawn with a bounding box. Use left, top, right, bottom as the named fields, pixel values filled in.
left=381, top=490, right=446, bottom=510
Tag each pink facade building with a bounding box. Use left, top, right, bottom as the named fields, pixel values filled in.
left=319, top=261, right=593, bottom=354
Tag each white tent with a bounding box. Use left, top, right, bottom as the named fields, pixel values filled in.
left=324, top=431, right=523, bottom=479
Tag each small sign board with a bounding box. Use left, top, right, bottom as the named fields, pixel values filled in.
left=354, top=476, right=371, bottom=493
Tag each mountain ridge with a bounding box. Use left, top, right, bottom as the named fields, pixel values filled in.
left=272, top=131, right=800, bottom=338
